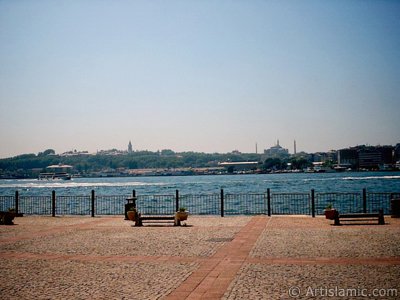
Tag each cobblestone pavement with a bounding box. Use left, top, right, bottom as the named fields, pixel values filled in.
left=225, top=217, right=400, bottom=300
left=1, top=215, right=399, bottom=299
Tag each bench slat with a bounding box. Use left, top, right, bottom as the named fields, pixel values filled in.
left=339, top=214, right=379, bottom=218
left=140, top=216, right=175, bottom=221
left=338, top=219, right=380, bottom=221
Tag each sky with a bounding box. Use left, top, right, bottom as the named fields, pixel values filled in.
left=1, top=0, right=399, bottom=158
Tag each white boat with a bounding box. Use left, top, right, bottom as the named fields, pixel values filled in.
left=333, top=164, right=352, bottom=172
left=39, top=164, right=72, bottom=180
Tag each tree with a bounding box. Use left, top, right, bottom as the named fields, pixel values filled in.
left=289, top=158, right=310, bottom=170
left=161, top=149, right=175, bottom=156
left=263, top=158, right=284, bottom=170
left=38, top=149, right=55, bottom=156
left=128, top=160, right=138, bottom=169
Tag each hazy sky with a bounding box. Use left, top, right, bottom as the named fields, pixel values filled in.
left=1, top=0, right=399, bottom=158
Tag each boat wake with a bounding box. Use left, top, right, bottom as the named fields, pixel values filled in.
left=343, top=176, right=400, bottom=181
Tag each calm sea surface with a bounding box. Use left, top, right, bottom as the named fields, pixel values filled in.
left=0, top=172, right=399, bottom=196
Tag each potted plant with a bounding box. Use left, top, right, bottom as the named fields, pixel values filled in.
left=127, top=207, right=137, bottom=222
left=175, top=207, right=189, bottom=222
left=0, top=208, right=16, bottom=225
left=324, top=203, right=336, bottom=220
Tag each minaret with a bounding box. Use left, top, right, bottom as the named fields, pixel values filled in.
left=294, top=140, right=297, bottom=155
left=256, top=142, right=258, bottom=154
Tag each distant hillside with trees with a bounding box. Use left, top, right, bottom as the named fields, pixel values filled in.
left=2, top=143, right=398, bottom=178
left=0, top=149, right=267, bottom=178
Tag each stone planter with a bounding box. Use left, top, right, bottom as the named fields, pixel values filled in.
left=175, top=211, right=188, bottom=221
left=0, top=211, right=16, bottom=225
left=324, top=209, right=336, bottom=220
left=127, top=210, right=137, bottom=222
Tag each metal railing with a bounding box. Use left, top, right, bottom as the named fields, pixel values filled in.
left=1, top=189, right=399, bottom=217
left=271, top=193, right=310, bottom=215
left=225, top=193, right=266, bottom=215
left=0, top=196, right=14, bottom=212
left=56, top=195, right=91, bottom=216
left=315, top=192, right=362, bottom=215
left=19, top=196, right=52, bottom=215
left=180, top=193, right=220, bottom=215
left=367, top=192, right=400, bottom=214
left=136, top=194, right=176, bottom=215
left=95, top=195, right=127, bottom=215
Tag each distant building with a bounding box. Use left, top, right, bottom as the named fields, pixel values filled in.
left=97, top=149, right=125, bottom=156
left=358, top=149, right=382, bottom=169
left=264, top=140, right=289, bottom=158
left=378, top=146, right=394, bottom=164
left=311, top=151, right=337, bottom=163
left=128, top=141, right=133, bottom=153
left=338, top=145, right=394, bottom=170
left=337, top=148, right=358, bottom=167
left=359, top=146, right=394, bottom=169
left=61, top=150, right=90, bottom=157
left=395, top=144, right=400, bottom=161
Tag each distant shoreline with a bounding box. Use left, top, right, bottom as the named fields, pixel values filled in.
left=1, top=168, right=399, bottom=181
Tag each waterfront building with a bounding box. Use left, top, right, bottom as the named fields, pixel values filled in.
left=358, top=146, right=394, bottom=169
left=358, top=149, right=382, bottom=169
left=395, top=144, right=400, bottom=161
left=337, top=148, right=358, bottom=168
left=338, top=145, right=394, bottom=170
left=311, top=151, right=337, bottom=163
left=376, top=146, right=394, bottom=165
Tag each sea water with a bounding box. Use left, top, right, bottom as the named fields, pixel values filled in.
left=0, top=172, right=399, bottom=197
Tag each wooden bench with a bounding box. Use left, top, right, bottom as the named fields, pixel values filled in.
left=334, top=209, right=384, bottom=226
left=134, top=213, right=184, bottom=226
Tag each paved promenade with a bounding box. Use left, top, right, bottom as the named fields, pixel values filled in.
left=1, top=215, right=399, bottom=299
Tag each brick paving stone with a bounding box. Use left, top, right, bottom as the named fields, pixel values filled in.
left=1, top=215, right=400, bottom=300
left=0, top=258, right=198, bottom=300
left=222, top=217, right=400, bottom=300
left=251, top=216, right=400, bottom=259
left=222, top=263, right=400, bottom=300
left=1, top=217, right=248, bottom=258
left=167, top=216, right=269, bottom=300
left=0, top=216, right=251, bottom=299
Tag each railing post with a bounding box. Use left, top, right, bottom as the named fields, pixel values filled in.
left=176, top=190, right=179, bottom=212
left=267, top=188, right=271, bottom=216
left=132, top=189, right=137, bottom=209
left=52, top=190, right=56, bottom=217
left=220, top=189, right=224, bottom=217
left=363, top=188, right=367, bottom=213
left=91, top=190, right=95, bottom=217
left=15, top=191, right=19, bottom=215
left=311, top=189, right=315, bottom=218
